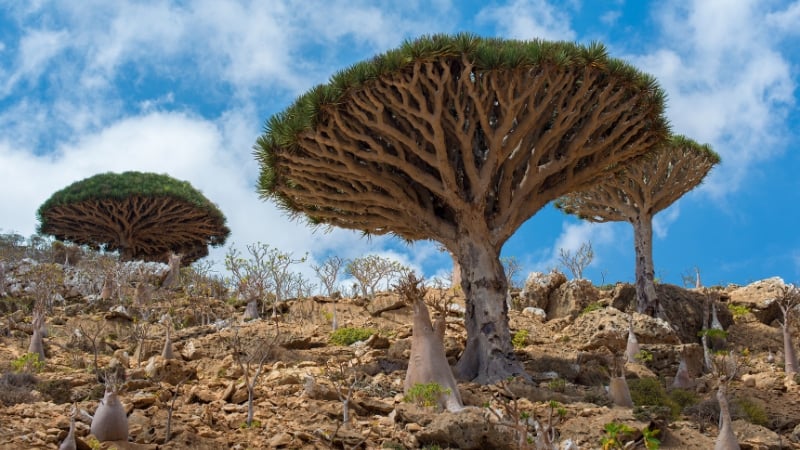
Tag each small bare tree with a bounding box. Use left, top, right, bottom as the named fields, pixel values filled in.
left=501, top=256, right=524, bottom=290
left=346, top=254, right=409, bottom=299
left=77, top=320, right=107, bottom=371
left=130, top=319, right=151, bottom=367
left=558, top=242, right=593, bottom=280
left=777, top=284, right=799, bottom=379
left=313, top=256, right=344, bottom=329
left=325, top=359, right=362, bottom=428
left=228, top=323, right=278, bottom=427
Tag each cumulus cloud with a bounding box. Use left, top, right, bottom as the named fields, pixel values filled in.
left=476, top=0, right=577, bottom=41
left=633, top=0, right=796, bottom=199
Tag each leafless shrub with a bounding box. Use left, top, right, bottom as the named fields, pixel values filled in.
left=346, top=254, right=410, bottom=299
left=558, top=241, right=593, bottom=280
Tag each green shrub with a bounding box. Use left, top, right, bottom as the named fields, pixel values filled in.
left=735, top=397, right=768, bottom=426
left=581, top=302, right=603, bottom=315
left=628, top=378, right=680, bottom=419
left=37, top=378, right=73, bottom=404
left=634, top=350, right=654, bottom=364
left=512, top=329, right=529, bottom=349
left=697, top=328, right=728, bottom=340
left=11, top=352, right=45, bottom=373
left=403, top=382, right=450, bottom=408
left=727, top=304, right=751, bottom=320
left=668, top=388, right=699, bottom=411
left=330, top=327, right=375, bottom=346
left=547, top=377, right=566, bottom=393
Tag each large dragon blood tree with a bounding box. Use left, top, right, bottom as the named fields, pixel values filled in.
left=37, top=171, right=230, bottom=265
left=255, top=33, right=670, bottom=383
left=556, top=135, right=720, bottom=317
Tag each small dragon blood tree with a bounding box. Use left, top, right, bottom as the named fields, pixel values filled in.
left=37, top=171, right=230, bottom=265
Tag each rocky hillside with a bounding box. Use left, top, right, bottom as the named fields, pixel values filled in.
left=0, top=260, right=799, bottom=449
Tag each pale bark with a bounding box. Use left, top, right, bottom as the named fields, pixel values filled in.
left=452, top=240, right=524, bottom=383
left=243, top=299, right=259, bottom=321
left=632, top=214, right=658, bottom=316
left=783, top=323, right=798, bottom=377
left=91, top=391, right=128, bottom=442
left=58, top=411, right=76, bottom=450
left=670, top=357, right=693, bottom=390
left=405, top=298, right=463, bottom=411
left=28, top=329, right=46, bottom=362
left=162, top=327, right=174, bottom=360
left=714, top=383, right=740, bottom=450
left=624, top=320, right=641, bottom=363
left=608, top=376, right=634, bottom=407
left=161, top=253, right=182, bottom=289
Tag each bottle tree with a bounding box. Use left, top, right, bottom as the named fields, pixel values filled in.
left=255, top=33, right=669, bottom=383
left=37, top=171, right=230, bottom=265
left=556, top=135, right=720, bottom=316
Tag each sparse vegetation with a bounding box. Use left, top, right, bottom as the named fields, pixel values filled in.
left=11, top=352, right=45, bottom=373
left=728, top=303, right=751, bottom=320
left=628, top=377, right=680, bottom=420
left=330, top=327, right=375, bottom=346
left=511, top=329, right=529, bottom=349
left=403, top=382, right=451, bottom=408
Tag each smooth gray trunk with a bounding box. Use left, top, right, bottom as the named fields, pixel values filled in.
left=405, top=299, right=462, bottom=411
left=671, top=357, right=693, bottom=390
left=244, top=299, right=259, bottom=320
left=91, top=391, right=128, bottom=442
left=28, top=329, right=46, bottom=362
left=625, top=322, right=640, bottom=363
left=452, top=240, right=525, bottom=383
left=783, top=323, right=798, bottom=377
left=715, top=383, right=740, bottom=450
left=632, top=214, right=658, bottom=316
left=608, top=376, right=634, bottom=407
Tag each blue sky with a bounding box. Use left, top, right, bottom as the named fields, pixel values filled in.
left=0, top=1, right=798, bottom=289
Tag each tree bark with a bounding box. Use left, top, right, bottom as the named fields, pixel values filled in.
left=632, top=214, right=659, bottom=316
left=783, top=323, right=798, bottom=378
left=452, top=240, right=525, bottom=383
left=715, top=383, right=740, bottom=450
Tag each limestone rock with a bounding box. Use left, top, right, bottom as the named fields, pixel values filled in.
left=415, top=407, right=517, bottom=450
left=519, top=270, right=567, bottom=310
left=726, top=277, right=785, bottom=325
left=144, top=355, right=196, bottom=385
left=547, top=278, right=599, bottom=321
left=731, top=419, right=782, bottom=450
left=564, top=307, right=679, bottom=353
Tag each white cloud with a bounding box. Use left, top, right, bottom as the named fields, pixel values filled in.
left=653, top=204, right=680, bottom=239
left=634, top=1, right=796, bottom=199
left=529, top=220, right=620, bottom=275
left=476, top=0, right=576, bottom=41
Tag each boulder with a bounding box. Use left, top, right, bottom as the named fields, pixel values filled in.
left=611, top=283, right=733, bottom=343
left=731, top=419, right=782, bottom=450
left=564, top=307, right=680, bottom=353
left=726, top=277, right=785, bottom=325
left=144, top=355, right=196, bottom=385
left=518, top=270, right=567, bottom=310
left=546, top=279, right=599, bottom=321
left=413, top=407, right=517, bottom=450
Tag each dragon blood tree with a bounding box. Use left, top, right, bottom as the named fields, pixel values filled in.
left=556, top=135, right=720, bottom=317
left=255, top=33, right=669, bottom=383
left=37, top=171, right=230, bottom=265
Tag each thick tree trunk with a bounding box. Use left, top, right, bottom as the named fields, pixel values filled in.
left=453, top=240, right=525, bottom=384
left=783, top=323, right=798, bottom=378
left=715, top=383, right=740, bottom=450
left=632, top=215, right=659, bottom=317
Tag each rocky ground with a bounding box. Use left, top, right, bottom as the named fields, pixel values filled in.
left=1, top=269, right=799, bottom=449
